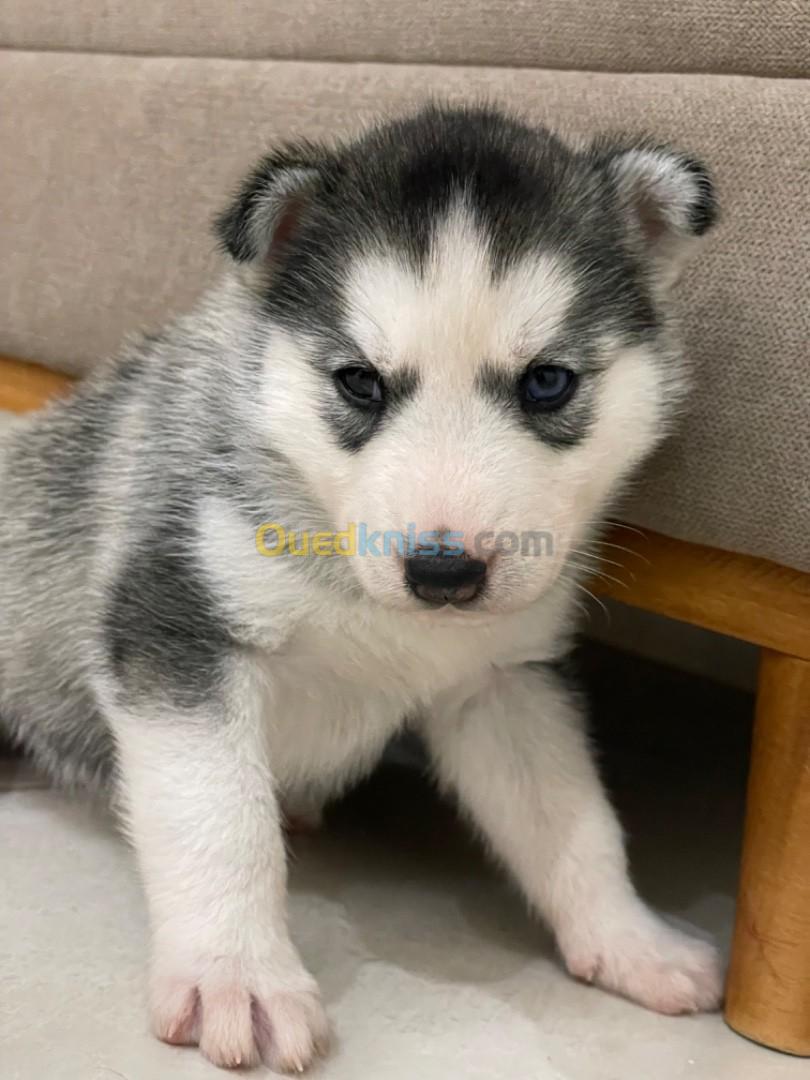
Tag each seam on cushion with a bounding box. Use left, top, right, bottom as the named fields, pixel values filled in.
left=0, top=43, right=807, bottom=83
left=1, top=46, right=809, bottom=90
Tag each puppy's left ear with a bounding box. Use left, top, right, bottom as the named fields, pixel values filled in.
left=215, top=141, right=333, bottom=264
left=599, top=141, right=718, bottom=287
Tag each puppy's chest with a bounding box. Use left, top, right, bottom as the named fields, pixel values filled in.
left=281, top=614, right=494, bottom=696
left=258, top=604, right=559, bottom=787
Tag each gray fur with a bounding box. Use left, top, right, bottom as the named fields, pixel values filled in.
left=0, top=104, right=715, bottom=791
left=0, top=282, right=344, bottom=784
left=0, top=107, right=726, bottom=1060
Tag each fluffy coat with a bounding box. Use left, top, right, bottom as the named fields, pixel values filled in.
left=0, top=105, right=720, bottom=1071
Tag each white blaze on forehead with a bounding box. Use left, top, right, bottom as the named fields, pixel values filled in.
left=342, top=201, right=576, bottom=379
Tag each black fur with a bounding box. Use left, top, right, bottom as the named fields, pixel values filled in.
left=680, top=158, right=718, bottom=236
left=105, top=508, right=234, bottom=712
left=321, top=366, right=420, bottom=453
left=216, top=106, right=712, bottom=439
left=477, top=356, right=596, bottom=450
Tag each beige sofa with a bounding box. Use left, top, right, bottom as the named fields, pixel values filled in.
left=1, top=0, right=809, bottom=1056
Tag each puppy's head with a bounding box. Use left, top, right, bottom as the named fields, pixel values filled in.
left=217, top=105, right=716, bottom=614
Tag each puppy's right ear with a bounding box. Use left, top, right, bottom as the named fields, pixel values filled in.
left=215, top=142, right=331, bottom=263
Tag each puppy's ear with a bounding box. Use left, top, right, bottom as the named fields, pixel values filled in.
left=215, top=142, right=332, bottom=263
left=598, top=140, right=717, bottom=286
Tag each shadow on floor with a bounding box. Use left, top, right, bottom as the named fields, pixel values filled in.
left=289, top=638, right=754, bottom=988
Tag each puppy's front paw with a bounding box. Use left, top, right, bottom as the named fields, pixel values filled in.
left=152, top=956, right=329, bottom=1072
left=562, top=911, right=723, bottom=1015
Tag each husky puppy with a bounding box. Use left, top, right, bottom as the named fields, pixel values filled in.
left=0, top=105, right=719, bottom=1071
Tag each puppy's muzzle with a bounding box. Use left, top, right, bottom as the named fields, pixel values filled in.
left=404, top=550, right=487, bottom=605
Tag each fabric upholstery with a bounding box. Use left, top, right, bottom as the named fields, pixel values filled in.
left=1, top=0, right=808, bottom=78
left=1, top=13, right=809, bottom=572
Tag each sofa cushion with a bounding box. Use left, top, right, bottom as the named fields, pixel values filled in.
left=1, top=0, right=808, bottom=79
left=1, top=51, right=808, bottom=572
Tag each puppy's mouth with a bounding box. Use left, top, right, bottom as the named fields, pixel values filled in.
left=408, top=597, right=495, bottom=625
left=408, top=581, right=481, bottom=606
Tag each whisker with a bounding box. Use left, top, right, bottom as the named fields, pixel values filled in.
left=584, top=540, right=651, bottom=565
left=569, top=597, right=591, bottom=620
left=570, top=580, right=611, bottom=625
left=564, top=518, right=649, bottom=539
left=566, top=562, right=631, bottom=590
left=600, top=520, right=648, bottom=538
left=569, top=548, right=626, bottom=571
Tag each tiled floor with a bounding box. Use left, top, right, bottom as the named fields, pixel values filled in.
left=0, top=644, right=803, bottom=1080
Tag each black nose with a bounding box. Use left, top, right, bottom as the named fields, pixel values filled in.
left=404, top=551, right=487, bottom=605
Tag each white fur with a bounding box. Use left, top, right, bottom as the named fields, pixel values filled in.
left=608, top=148, right=711, bottom=288
left=120, top=200, right=720, bottom=1066
left=343, top=202, right=576, bottom=374
left=2, top=166, right=719, bottom=1072
left=258, top=205, right=670, bottom=614
left=424, top=665, right=721, bottom=1014
left=102, top=664, right=329, bottom=1072
left=123, top=196, right=725, bottom=1071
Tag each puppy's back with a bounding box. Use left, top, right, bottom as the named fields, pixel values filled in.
left=0, top=349, right=160, bottom=788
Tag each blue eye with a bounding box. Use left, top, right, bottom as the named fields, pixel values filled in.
left=520, top=364, right=577, bottom=410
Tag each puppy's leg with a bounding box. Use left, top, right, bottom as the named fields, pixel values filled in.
left=422, top=663, right=722, bottom=1014
left=105, top=665, right=328, bottom=1073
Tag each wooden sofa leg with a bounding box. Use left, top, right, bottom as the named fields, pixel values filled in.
left=725, top=649, right=810, bottom=1055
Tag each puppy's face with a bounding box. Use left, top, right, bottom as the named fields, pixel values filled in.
left=219, top=107, right=716, bottom=614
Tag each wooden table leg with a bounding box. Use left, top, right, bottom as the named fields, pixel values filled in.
left=725, top=650, right=810, bottom=1055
